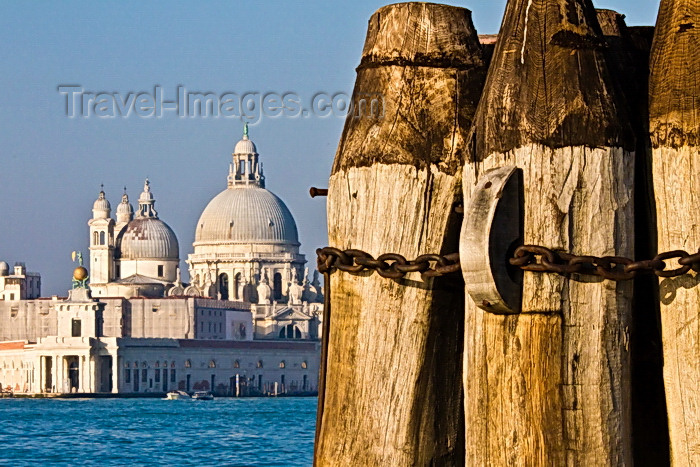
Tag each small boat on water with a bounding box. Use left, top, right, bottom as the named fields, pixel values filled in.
left=166, top=390, right=191, bottom=400
left=192, top=391, right=214, bottom=400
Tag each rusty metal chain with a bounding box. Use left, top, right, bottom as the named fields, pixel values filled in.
left=510, top=245, right=700, bottom=280
left=317, top=245, right=700, bottom=282
left=316, top=247, right=460, bottom=279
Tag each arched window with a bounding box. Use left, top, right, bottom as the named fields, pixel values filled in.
left=93, top=232, right=99, bottom=245
left=233, top=273, right=241, bottom=300
left=273, top=273, right=282, bottom=300
left=208, top=360, right=216, bottom=368
left=99, top=231, right=106, bottom=245
left=279, top=361, right=285, bottom=369
left=256, top=360, right=263, bottom=368
left=301, top=361, right=308, bottom=369
left=279, top=324, right=302, bottom=339
left=233, top=360, right=240, bottom=368
left=155, top=361, right=160, bottom=368
left=219, top=273, right=229, bottom=300
left=184, top=360, right=191, bottom=368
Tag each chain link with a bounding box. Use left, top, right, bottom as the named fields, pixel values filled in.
left=317, top=245, right=700, bottom=281
left=510, top=245, right=700, bottom=280
left=316, top=247, right=460, bottom=279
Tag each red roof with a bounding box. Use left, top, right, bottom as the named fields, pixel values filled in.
left=0, top=341, right=25, bottom=351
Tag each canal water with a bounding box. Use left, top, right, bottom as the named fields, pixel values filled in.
left=0, top=397, right=316, bottom=466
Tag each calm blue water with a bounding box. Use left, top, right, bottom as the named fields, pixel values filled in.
left=0, top=397, right=316, bottom=466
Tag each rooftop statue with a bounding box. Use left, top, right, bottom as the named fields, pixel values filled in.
left=71, top=251, right=89, bottom=289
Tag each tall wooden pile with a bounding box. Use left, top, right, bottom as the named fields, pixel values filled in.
left=597, top=9, right=670, bottom=463
left=315, top=3, right=487, bottom=465
left=461, top=0, right=635, bottom=464
left=649, top=0, right=699, bottom=463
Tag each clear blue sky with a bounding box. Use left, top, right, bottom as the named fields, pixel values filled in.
left=0, top=0, right=661, bottom=295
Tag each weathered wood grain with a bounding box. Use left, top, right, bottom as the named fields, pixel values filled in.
left=462, top=0, right=635, bottom=464
left=649, top=0, right=700, bottom=463
left=315, top=3, right=487, bottom=465
left=598, top=10, right=670, bottom=464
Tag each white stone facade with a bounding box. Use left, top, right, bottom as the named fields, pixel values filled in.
left=0, top=289, right=319, bottom=395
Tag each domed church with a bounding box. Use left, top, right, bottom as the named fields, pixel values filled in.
left=89, top=179, right=182, bottom=298
left=187, top=123, right=321, bottom=307
left=0, top=125, right=322, bottom=397
left=85, top=123, right=323, bottom=339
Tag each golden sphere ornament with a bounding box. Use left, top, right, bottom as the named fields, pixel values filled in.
left=73, top=266, right=88, bottom=281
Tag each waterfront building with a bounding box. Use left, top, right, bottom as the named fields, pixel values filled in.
left=0, top=126, right=322, bottom=396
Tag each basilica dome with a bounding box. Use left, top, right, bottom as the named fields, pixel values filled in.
left=117, top=217, right=179, bottom=259
left=195, top=186, right=299, bottom=245
left=187, top=125, right=308, bottom=304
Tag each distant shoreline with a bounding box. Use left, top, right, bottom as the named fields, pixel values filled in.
left=0, top=391, right=317, bottom=399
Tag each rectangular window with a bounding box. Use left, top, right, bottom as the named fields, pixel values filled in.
left=125, top=369, right=131, bottom=383
left=171, top=369, right=176, bottom=383
left=142, top=369, right=147, bottom=382
left=157, top=265, right=163, bottom=277
left=71, top=319, right=81, bottom=337
left=163, top=369, right=168, bottom=384
left=10, top=293, right=14, bottom=301
left=209, top=322, right=212, bottom=332
left=155, top=369, right=161, bottom=383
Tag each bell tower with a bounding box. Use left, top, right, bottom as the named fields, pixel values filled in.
left=88, top=187, right=115, bottom=286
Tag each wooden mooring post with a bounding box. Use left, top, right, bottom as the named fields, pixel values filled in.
left=649, top=0, right=699, bottom=463
left=461, top=0, right=635, bottom=464
left=314, top=3, right=486, bottom=465
left=597, top=9, right=671, bottom=463
left=314, top=1, right=699, bottom=465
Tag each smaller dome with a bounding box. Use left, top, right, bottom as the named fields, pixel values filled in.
left=93, top=191, right=111, bottom=211
left=0, top=261, right=8, bottom=276
left=234, top=136, right=257, bottom=155
left=117, top=193, right=134, bottom=216
left=117, top=218, right=179, bottom=260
